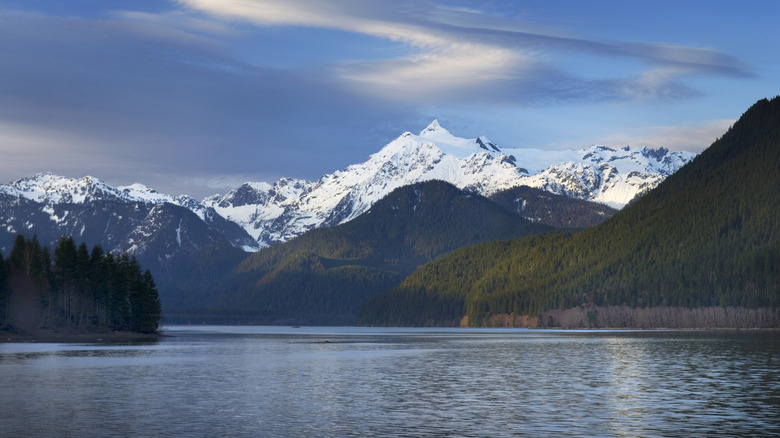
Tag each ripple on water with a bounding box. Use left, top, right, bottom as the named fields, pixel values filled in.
left=1, top=328, right=778, bottom=437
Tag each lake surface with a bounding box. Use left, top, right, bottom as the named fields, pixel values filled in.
left=1, top=327, right=779, bottom=437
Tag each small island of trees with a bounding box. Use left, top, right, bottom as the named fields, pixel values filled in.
left=0, top=235, right=161, bottom=337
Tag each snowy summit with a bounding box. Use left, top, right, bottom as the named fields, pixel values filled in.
left=0, top=122, right=695, bottom=249
left=205, top=121, right=696, bottom=246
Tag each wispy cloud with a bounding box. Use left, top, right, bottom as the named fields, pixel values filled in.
left=110, top=9, right=241, bottom=38
left=0, top=120, right=129, bottom=181
left=178, top=0, right=752, bottom=105
left=599, top=119, right=736, bottom=152
left=0, top=8, right=418, bottom=195
left=0, top=1, right=762, bottom=198
left=614, top=67, right=702, bottom=103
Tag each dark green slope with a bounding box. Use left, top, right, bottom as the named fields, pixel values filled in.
left=187, top=180, right=552, bottom=325
left=358, top=97, right=780, bottom=327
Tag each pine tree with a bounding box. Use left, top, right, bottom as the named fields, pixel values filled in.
left=1, top=234, right=162, bottom=333
left=53, top=236, right=79, bottom=323
left=89, top=245, right=108, bottom=325
left=10, top=234, right=34, bottom=276
left=109, top=253, right=131, bottom=330
left=130, top=270, right=161, bottom=333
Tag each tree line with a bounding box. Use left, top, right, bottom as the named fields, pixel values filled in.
left=0, top=235, right=161, bottom=333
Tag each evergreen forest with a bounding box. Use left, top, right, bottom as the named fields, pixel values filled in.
left=166, top=180, right=552, bottom=325
left=357, top=96, right=780, bottom=327
left=0, top=235, right=162, bottom=334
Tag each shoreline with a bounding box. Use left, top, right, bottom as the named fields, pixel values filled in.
left=0, top=328, right=165, bottom=343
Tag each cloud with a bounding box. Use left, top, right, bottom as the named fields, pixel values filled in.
left=178, top=0, right=752, bottom=105
left=110, top=9, right=241, bottom=37
left=598, top=119, right=736, bottom=152
left=620, top=42, right=753, bottom=78
left=615, top=67, right=702, bottom=103
left=0, top=120, right=137, bottom=185
left=0, top=2, right=756, bottom=198
left=0, top=122, right=93, bottom=171
left=337, top=45, right=535, bottom=101
left=0, top=9, right=420, bottom=197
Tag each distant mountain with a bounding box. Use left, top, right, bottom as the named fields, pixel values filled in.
left=1, top=122, right=691, bottom=254
left=0, top=121, right=693, bottom=321
left=357, top=97, right=780, bottom=328
left=167, top=180, right=552, bottom=325
left=0, top=174, right=259, bottom=290
left=205, top=121, right=694, bottom=246
left=0, top=172, right=618, bottom=316
left=0, top=122, right=692, bottom=256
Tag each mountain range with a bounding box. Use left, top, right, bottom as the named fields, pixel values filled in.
left=358, top=97, right=780, bottom=328
left=168, top=180, right=552, bottom=324
left=0, top=122, right=692, bottom=254
left=204, top=120, right=695, bottom=246
left=0, top=173, right=257, bottom=286
left=0, top=121, right=695, bottom=323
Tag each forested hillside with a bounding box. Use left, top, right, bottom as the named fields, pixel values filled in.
left=357, top=97, right=780, bottom=328
left=167, top=181, right=552, bottom=324
left=0, top=235, right=161, bottom=335
left=488, top=185, right=616, bottom=229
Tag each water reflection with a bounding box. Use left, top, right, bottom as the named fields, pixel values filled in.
left=1, top=328, right=779, bottom=437
left=603, top=337, right=651, bottom=435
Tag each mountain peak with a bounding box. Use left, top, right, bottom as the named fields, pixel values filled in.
left=0, top=173, right=205, bottom=210
left=420, top=119, right=446, bottom=136
left=0, top=173, right=110, bottom=204
left=476, top=136, right=501, bottom=152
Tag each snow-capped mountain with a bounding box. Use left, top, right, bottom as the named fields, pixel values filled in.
left=0, top=121, right=695, bottom=251
left=205, top=120, right=695, bottom=246
left=1, top=172, right=205, bottom=215
left=0, top=173, right=261, bottom=257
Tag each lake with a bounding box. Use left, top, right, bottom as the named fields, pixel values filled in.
left=1, top=326, right=779, bottom=437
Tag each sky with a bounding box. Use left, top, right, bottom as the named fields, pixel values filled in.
left=1, top=0, right=778, bottom=199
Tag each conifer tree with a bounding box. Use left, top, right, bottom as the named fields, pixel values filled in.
left=1, top=234, right=162, bottom=333
left=130, top=270, right=162, bottom=333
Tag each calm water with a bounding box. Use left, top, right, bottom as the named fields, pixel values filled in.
left=1, top=327, right=779, bottom=437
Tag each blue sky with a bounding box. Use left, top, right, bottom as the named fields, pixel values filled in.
left=1, top=0, right=777, bottom=198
